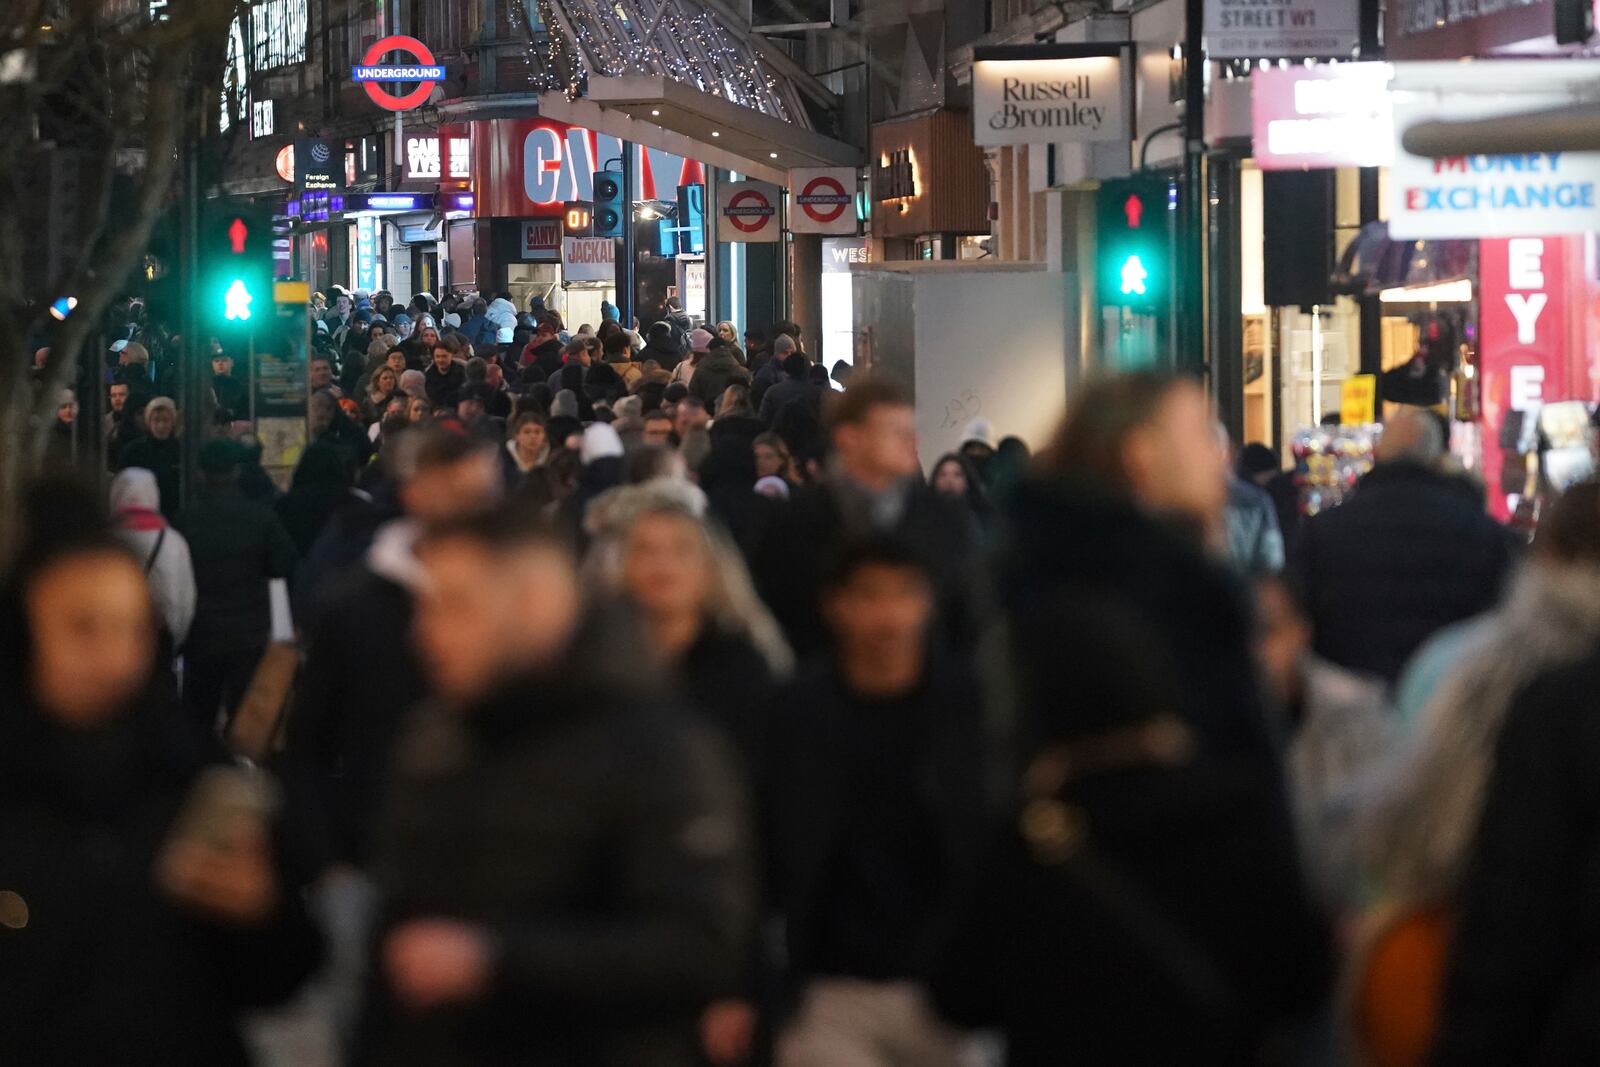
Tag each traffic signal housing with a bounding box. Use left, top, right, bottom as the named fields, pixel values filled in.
left=592, top=171, right=625, bottom=238
left=200, top=199, right=274, bottom=353
left=1096, top=174, right=1172, bottom=315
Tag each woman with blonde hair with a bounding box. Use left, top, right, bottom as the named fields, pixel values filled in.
left=585, top=478, right=792, bottom=754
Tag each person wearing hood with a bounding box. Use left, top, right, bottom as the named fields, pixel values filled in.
left=757, top=351, right=824, bottom=426
left=641, top=320, right=685, bottom=372
left=460, top=299, right=493, bottom=349
left=690, top=331, right=752, bottom=415
left=521, top=318, right=565, bottom=382
left=109, top=467, right=196, bottom=651
left=361, top=504, right=754, bottom=1067
left=0, top=489, right=321, bottom=1064
left=484, top=296, right=518, bottom=336
left=174, top=440, right=299, bottom=740
left=553, top=423, right=625, bottom=548
left=286, top=429, right=503, bottom=869
left=119, top=396, right=182, bottom=518
left=929, top=372, right=1328, bottom=1064
left=502, top=411, right=549, bottom=487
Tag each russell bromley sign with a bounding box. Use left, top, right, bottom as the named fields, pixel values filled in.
left=972, top=46, right=1128, bottom=147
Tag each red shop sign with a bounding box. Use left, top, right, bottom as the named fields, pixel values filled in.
left=1478, top=236, right=1576, bottom=520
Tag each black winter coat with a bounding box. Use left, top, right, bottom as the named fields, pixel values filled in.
left=285, top=560, right=424, bottom=867
left=1433, top=646, right=1600, bottom=1065
left=175, top=486, right=298, bottom=656
left=762, top=661, right=987, bottom=993
left=0, top=697, right=320, bottom=1065
left=119, top=433, right=182, bottom=517
left=689, top=349, right=750, bottom=413
left=361, top=669, right=755, bottom=1067
left=1292, top=462, right=1516, bottom=682
left=930, top=483, right=1328, bottom=1063
left=423, top=361, right=466, bottom=409
left=748, top=480, right=980, bottom=657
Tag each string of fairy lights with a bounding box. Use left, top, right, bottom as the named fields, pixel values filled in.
left=509, top=0, right=791, bottom=122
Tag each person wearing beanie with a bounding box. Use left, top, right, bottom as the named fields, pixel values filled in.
left=641, top=320, right=684, bottom=371
left=669, top=328, right=715, bottom=388
left=456, top=382, right=505, bottom=442
left=551, top=389, right=580, bottom=422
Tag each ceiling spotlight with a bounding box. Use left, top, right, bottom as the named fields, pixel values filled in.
left=711, top=131, right=720, bottom=137
left=769, top=152, right=778, bottom=158
left=650, top=109, right=660, bottom=116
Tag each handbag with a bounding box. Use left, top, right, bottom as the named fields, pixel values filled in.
left=1017, top=715, right=1247, bottom=1036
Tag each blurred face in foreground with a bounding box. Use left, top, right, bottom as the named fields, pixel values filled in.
left=822, top=561, right=932, bottom=693
left=1123, top=381, right=1227, bottom=529
left=400, top=453, right=502, bottom=523
left=834, top=403, right=919, bottom=492
left=415, top=535, right=579, bottom=706
left=622, top=512, right=711, bottom=623
left=29, top=550, right=154, bottom=728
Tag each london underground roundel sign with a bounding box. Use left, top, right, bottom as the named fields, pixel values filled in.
left=353, top=36, right=444, bottom=112
left=726, top=189, right=776, bottom=233
left=797, top=175, right=849, bottom=223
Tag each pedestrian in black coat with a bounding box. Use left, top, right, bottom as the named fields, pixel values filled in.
left=174, top=442, right=299, bottom=739
left=118, top=396, right=182, bottom=517
left=1292, top=409, right=1516, bottom=682
left=360, top=508, right=753, bottom=1067
left=0, top=511, right=319, bottom=1065
left=749, top=378, right=979, bottom=657
left=1432, top=644, right=1600, bottom=1065
left=763, top=539, right=988, bottom=1065
left=930, top=374, right=1328, bottom=1064
left=285, top=429, right=503, bottom=868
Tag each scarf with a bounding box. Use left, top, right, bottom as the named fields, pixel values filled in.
left=116, top=505, right=165, bottom=532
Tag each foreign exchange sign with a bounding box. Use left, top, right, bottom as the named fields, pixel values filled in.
left=972, top=47, right=1127, bottom=147
left=1390, top=91, right=1600, bottom=238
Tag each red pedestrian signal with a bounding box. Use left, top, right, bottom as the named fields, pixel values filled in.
left=228, top=217, right=248, bottom=254
left=1124, top=194, right=1144, bottom=230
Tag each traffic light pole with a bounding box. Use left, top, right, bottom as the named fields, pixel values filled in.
left=1179, top=0, right=1209, bottom=382
left=620, top=140, right=635, bottom=327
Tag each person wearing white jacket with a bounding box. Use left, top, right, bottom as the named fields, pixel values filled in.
left=109, top=467, right=196, bottom=648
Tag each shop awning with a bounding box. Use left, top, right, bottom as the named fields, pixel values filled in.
left=520, top=0, right=860, bottom=176
left=541, top=77, right=861, bottom=174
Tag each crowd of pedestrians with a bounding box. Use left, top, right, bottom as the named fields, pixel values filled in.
left=9, top=285, right=1600, bottom=1067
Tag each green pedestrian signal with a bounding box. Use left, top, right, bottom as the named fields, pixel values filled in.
left=200, top=199, right=274, bottom=350
left=223, top=279, right=255, bottom=321
left=1096, top=175, right=1171, bottom=313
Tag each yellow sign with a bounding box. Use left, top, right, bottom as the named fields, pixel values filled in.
left=1341, top=374, right=1376, bottom=426
left=274, top=280, right=310, bottom=305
